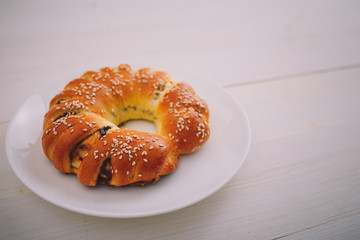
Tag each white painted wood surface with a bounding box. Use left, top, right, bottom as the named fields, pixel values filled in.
left=1, top=1, right=360, bottom=239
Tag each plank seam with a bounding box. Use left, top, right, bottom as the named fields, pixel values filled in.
left=224, top=63, right=360, bottom=88
left=271, top=209, right=360, bottom=240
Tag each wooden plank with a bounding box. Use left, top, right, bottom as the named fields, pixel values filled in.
left=233, top=122, right=360, bottom=239
left=1, top=0, right=360, bottom=122
left=227, top=67, right=360, bottom=143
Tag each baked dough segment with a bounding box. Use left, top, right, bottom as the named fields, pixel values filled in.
left=156, top=82, right=210, bottom=154
left=77, top=129, right=178, bottom=186
left=42, top=112, right=112, bottom=172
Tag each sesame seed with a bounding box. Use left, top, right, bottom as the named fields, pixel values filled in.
left=143, top=159, right=148, bottom=162
left=126, top=171, right=129, bottom=175
left=138, top=174, right=142, bottom=177
left=132, top=161, right=136, bottom=166
left=149, top=146, right=154, bottom=150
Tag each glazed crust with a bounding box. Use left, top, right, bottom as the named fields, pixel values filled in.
left=42, top=64, right=210, bottom=187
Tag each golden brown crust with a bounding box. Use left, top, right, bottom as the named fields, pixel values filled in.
left=156, top=82, right=210, bottom=154
left=42, top=64, right=210, bottom=187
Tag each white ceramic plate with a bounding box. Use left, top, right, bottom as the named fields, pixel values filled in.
left=5, top=67, right=251, bottom=218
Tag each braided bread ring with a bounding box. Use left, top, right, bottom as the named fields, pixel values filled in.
left=42, top=64, right=210, bottom=186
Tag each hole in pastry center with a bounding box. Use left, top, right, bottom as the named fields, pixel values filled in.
left=119, top=119, right=157, bottom=134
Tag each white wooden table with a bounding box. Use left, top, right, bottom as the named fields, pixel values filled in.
left=1, top=1, right=360, bottom=239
